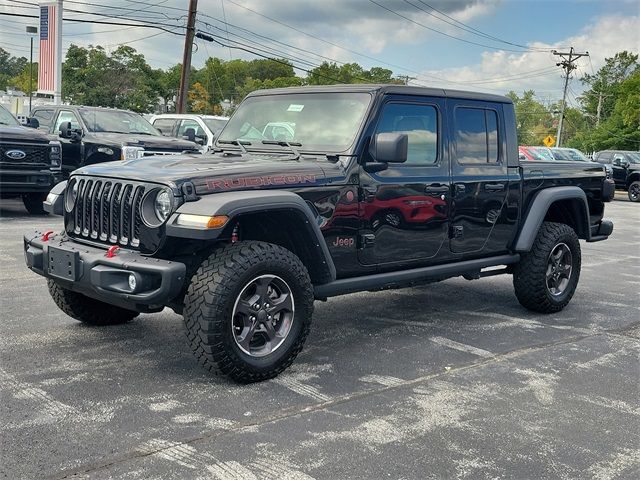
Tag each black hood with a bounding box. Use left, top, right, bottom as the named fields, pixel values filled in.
left=84, top=132, right=197, bottom=151
left=0, top=125, right=53, bottom=144
left=74, top=151, right=350, bottom=194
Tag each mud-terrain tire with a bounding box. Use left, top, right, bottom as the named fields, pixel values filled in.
left=183, top=241, right=314, bottom=383
left=48, top=280, right=139, bottom=325
left=628, top=181, right=640, bottom=202
left=513, top=222, right=581, bottom=313
left=22, top=193, right=47, bottom=215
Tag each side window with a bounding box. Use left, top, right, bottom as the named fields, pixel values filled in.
left=152, top=118, right=176, bottom=136
left=54, top=110, right=81, bottom=132
left=455, top=107, right=500, bottom=164
left=177, top=119, right=202, bottom=137
left=598, top=152, right=612, bottom=164
left=375, top=103, right=438, bottom=165
left=32, top=109, right=54, bottom=131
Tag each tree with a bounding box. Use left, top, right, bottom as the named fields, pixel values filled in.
left=188, top=81, right=210, bottom=113
left=9, top=62, right=38, bottom=95
left=579, top=51, right=639, bottom=126
left=0, top=48, right=28, bottom=91
left=506, top=90, right=554, bottom=145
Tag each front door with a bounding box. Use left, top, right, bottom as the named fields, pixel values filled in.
left=358, top=97, right=450, bottom=266
left=53, top=110, right=83, bottom=177
left=448, top=100, right=511, bottom=254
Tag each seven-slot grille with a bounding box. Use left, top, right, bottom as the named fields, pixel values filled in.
left=0, top=143, right=49, bottom=166
left=70, top=177, right=146, bottom=248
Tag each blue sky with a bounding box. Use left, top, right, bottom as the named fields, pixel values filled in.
left=1, top=0, right=639, bottom=102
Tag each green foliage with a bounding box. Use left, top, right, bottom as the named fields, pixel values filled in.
left=0, top=48, right=29, bottom=91
left=507, top=90, right=554, bottom=145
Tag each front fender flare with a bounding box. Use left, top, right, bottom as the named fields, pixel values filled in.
left=514, top=186, right=590, bottom=252
left=165, top=190, right=336, bottom=281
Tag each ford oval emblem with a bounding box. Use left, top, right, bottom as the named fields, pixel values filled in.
left=5, top=149, right=26, bottom=160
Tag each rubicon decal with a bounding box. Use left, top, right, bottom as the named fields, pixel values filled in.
left=206, top=174, right=317, bottom=190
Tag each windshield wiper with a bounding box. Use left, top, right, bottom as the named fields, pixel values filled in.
left=261, top=140, right=301, bottom=160
left=218, top=139, right=251, bottom=154
left=130, top=131, right=153, bottom=135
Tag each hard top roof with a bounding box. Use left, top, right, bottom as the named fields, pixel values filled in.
left=246, top=84, right=512, bottom=104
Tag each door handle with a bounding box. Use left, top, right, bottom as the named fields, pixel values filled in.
left=484, top=183, right=505, bottom=192
left=425, top=184, right=449, bottom=194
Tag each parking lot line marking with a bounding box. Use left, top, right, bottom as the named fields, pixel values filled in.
left=359, top=374, right=406, bottom=387
left=273, top=376, right=331, bottom=402
left=429, top=336, right=494, bottom=358
left=0, top=367, right=76, bottom=418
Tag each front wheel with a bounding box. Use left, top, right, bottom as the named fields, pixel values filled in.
left=48, top=280, right=139, bottom=325
left=183, top=241, right=314, bottom=383
left=22, top=193, right=47, bottom=215
left=628, top=181, right=640, bottom=202
left=513, top=222, right=581, bottom=313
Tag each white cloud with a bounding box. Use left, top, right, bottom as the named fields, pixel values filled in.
left=415, top=14, right=640, bottom=99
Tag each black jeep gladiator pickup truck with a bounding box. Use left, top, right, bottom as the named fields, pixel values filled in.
left=24, top=85, right=614, bottom=382
left=0, top=104, right=62, bottom=214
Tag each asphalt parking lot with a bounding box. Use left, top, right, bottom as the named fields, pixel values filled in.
left=1, top=194, right=638, bottom=480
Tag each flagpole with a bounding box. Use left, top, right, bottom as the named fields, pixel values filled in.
left=53, top=0, right=63, bottom=105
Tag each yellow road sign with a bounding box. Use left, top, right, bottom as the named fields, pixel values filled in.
left=543, top=135, right=556, bottom=147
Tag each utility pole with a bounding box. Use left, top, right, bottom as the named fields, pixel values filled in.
left=177, top=0, right=198, bottom=113
left=26, top=26, right=37, bottom=113
left=397, top=75, right=416, bottom=85
left=595, top=91, right=603, bottom=126
left=552, top=47, right=589, bottom=147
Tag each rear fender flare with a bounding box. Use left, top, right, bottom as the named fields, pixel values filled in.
left=514, top=186, right=590, bottom=252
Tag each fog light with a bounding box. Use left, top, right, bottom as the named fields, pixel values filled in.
left=128, top=273, right=137, bottom=291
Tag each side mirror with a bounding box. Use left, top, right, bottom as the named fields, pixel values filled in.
left=59, top=121, right=71, bottom=138
left=369, top=132, right=408, bottom=163
left=27, top=117, right=39, bottom=129
left=183, top=128, right=196, bottom=142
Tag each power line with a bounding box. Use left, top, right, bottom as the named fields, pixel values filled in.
left=553, top=47, right=589, bottom=147
left=368, top=0, right=549, bottom=53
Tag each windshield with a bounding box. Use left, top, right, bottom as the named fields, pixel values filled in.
left=204, top=118, right=227, bottom=133
left=218, top=92, right=372, bottom=152
left=79, top=109, right=160, bottom=135
left=625, top=152, right=640, bottom=163
left=0, top=105, right=20, bottom=126
left=553, top=148, right=588, bottom=161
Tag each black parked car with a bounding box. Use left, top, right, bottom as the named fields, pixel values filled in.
left=0, top=104, right=62, bottom=214
left=25, top=85, right=613, bottom=382
left=593, top=150, right=640, bottom=202
left=29, top=105, right=198, bottom=179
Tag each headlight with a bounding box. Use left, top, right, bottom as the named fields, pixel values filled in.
left=65, top=178, right=79, bottom=212
left=155, top=189, right=172, bottom=222
left=120, top=145, right=144, bottom=161
left=49, top=140, right=62, bottom=170
left=141, top=187, right=173, bottom=227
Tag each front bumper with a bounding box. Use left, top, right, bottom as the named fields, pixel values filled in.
left=24, top=230, right=186, bottom=312
left=0, top=168, right=62, bottom=195
left=603, top=178, right=615, bottom=202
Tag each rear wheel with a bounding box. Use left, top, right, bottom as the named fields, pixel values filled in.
left=628, top=181, right=640, bottom=202
left=183, top=241, right=314, bottom=383
left=22, top=193, right=47, bottom=215
left=48, top=280, right=139, bottom=325
left=513, top=222, right=581, bottom=313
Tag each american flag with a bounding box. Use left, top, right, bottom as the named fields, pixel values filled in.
left=38, top=3, right=57, bottom=94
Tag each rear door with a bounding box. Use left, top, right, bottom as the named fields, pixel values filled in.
left=448, top=100, right=511, bottom=254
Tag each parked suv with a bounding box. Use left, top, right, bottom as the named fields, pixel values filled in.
left=30, top=106, right=198, bottom=179
left=0, top=104, right=62, bottom=214
left=25, top=85, right=613, bottom=382
left=593, top=150, right=640, bottom=202
left=150, top=114, right=228, bottom=152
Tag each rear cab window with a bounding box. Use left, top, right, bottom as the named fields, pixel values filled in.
left=31, top=109, right=55, bottom=132
left=454, top=107, right=500, bottom=164
left=152, top=118, right=177, bottom=136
